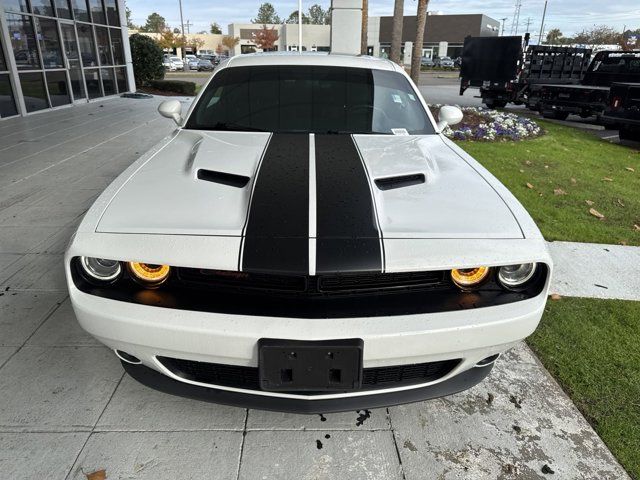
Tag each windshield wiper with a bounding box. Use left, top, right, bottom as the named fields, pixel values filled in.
left=209, top=122, right=266, bottom=132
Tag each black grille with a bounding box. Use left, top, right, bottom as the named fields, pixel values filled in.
left=157, top=356, right=460, bottom=393
left=177, top=269, right=449, bottom=297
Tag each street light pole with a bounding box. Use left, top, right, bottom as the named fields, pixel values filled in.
left=298, top=0, right=302, bottom=52
left=178, top=0, right=186, bottom=60
left=500, top=18, right=507, bottom=36
left=538, top=0, right=548, bottom=45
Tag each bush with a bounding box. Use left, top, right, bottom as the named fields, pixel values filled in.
left=129, top=33, right=164, bottom=86
left=147, top=79, right=196, bottom=96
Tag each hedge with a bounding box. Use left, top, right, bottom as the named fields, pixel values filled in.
left=147, top=79, right=197, bottom=96
left=129, top=33, right=164, bottom=86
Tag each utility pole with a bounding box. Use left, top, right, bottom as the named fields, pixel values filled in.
left=500, top=17, right=508, bottom=36
left=538, top=0, right=548, bottom=45
left=178, top=0, right=185, bottom=60
left=185, top=19, right=193, bottom=34
left=524, top=17, right=532, bottom=33
left=511, top=0, right=522, bottom=35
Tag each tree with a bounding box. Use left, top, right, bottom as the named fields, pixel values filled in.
left=361, top=0, right=368, bottom=55
left=252, top=3, right=281, bottom=24
left=390, top=0, right=404, bottom=65
left=140, top=12, right=166, bottom=33
left=130, top=33, right=164, bottom=85
left=252, top=25, right=279, bottom=50
left=210, top=22, right=222, bottom=34
left=222, top=35, right=240, bottom=54
left=546, top=28, right=563, bottom=44
left=573, top=26, right=621, bottom=46
left=173, top=27, right=180, bottom=34
left=188, top=37, right=205, bottom=54
left=286, top=10, right=310, bottom=24
left=216, top=44, right=224, bottom=55
left=157, top=30, right=184, bottom=50
left=308, top=4, right=329, bottom=25
left=410, top=0, right=429, bottom=83
left=125, top=5, right=137, bottom=29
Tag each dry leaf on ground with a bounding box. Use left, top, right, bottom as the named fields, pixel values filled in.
left=526, top=182, right=534, bottom=189
left=554, top=188, right=567, bottom=196
left=550, top=293, right=562, bottom=301
left=602, top=177, right=613, bottom=182
left=634, top=224, right=640, bottom=231
left=617, top=198, right=625, bottom=207
left=585, top=200, right=595, bottom=206
left=85, top=470, right=106, bottom=480
left=589, top=208, right=605, bottom=219
left=626, top=167, right=635, bottom=172
left=570, top=178, right=577, bottom=184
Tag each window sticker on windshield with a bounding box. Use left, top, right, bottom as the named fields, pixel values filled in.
left=392, top=94, right=403, bottom=103
left=391, top=128, right=409, bottom=136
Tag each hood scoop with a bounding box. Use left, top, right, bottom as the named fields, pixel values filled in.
left=197, top=169, right=250, bottom=188
left=375, top=173, right=426, bottom=191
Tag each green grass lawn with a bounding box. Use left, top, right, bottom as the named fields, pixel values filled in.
left=458, top=121, right=640, bottom=246
left=528, top=298, right=640, bottom=479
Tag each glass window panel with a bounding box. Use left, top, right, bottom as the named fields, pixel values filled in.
left=115, top=66, right=127, bottom=93
left=20, top=72, right=49, bottom=112
left=0, top=74, right=19, bottom=117
left=46, top=70, right=71, bottom=106
left=30, top=0, right=55, bottom=16
left=36, top=18, right=64, bottom=68
left=3, top=0, right=29, bottom=13
left=84, top=68, right=101, bottom=98
left=109, top=28, right=124, bottom=65
left=54, top=0, right=72, bottom=18
left=68, top=66, right=85, bottom=98
left=77, top=23, right=97, bottom=66
left=88, top=0, right=105, bottom=24
left=101, top=67, right=115, bottom=95
left=6, top=14, right=40, bottom=70
left=70, top=0, right=89, bottom=21
left=104, top=0, right=118, bottom=25
left=95, top=26, right=111, bottom=65
left=0, top=41, right=7, bottom=70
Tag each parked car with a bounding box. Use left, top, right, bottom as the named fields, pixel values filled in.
left=187, top=58, right=200, bottom=70
left=421, top=57, right=435, bottom=68
left=65, top=53, right=552, bottom=413
left=435, top=56, right=456, bottom=68
left=169, top=56, right=184, bottom=71
left=196, top=58, right=214, bottom=71
left=162, top=56, right=176, bottom=71
left=200, top=54, right=220, bottom=66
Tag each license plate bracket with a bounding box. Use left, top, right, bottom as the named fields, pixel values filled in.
left=258, top=338, right=363, bottom=392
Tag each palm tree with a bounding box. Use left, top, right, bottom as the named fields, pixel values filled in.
left=361, top=0, right=368, bottom=55
left=389, top=0, right=404, bottom=64
left=410, top=0, right=429, bottom=83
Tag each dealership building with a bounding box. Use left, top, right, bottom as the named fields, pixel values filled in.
left=0, top=0, right=134, bottom=119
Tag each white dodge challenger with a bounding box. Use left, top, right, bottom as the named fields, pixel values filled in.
left=65, top=53, right=552, bottom=412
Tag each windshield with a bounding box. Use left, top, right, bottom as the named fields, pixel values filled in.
left=185, top=65, right=435, bottom=134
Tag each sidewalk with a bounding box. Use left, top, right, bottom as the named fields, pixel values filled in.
left=548, top=241, right=640, bottom=301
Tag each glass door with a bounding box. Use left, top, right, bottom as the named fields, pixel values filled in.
left=59, top=21, right=86, bottom=102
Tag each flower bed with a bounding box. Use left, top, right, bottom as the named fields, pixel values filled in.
left=429, top=106, right=543, bottom=142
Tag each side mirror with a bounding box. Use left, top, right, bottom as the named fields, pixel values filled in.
left=437, top=105, right=464, bottom=131
left=158, top=100, right=183, bottom=126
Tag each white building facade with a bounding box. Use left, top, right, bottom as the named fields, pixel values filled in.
left=0, top=0, right=134, bottom=118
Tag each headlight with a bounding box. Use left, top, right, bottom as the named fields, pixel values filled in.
left=127, top=262, right=171, bottom=286
left=498, top=263, right=537, bottom=288
left=451, top=267, right=490, bottom=289
left=80, top=257, right=121, bottom=282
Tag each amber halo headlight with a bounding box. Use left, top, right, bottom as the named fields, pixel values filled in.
left=80, top=257, right=121, bottom=282
left=498, top=263, right=537, bottom=288
left=127, top=262, right=171, bottom=286
left=451, top=267, right=490, bottom=289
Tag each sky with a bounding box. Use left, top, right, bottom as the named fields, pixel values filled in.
left=125, top=0, right=640, bottom=38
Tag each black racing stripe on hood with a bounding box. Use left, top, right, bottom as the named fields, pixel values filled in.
left=314, top=134, right=383, bottom=274
left=241, top=133, right=309, bottom=274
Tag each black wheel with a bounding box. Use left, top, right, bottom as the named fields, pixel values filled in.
left=542, top=110, right=569, bottom=121
left=483, top=99, right=507, bottom=109
left=619, top=125, right=640, bottom=142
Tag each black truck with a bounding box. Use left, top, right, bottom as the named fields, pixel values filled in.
left=537, top=51, right=640, bottom=120
left=601, top=82, right=640, bottom=141
left=459, top=35, right=592, bottom=110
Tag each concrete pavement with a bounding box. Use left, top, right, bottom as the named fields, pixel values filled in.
left=0, top=97, right=631, bottom=479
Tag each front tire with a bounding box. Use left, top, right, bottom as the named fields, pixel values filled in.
left=619, top=125, right=640, bottom=141
left=542, top=110, right=570, bottom=121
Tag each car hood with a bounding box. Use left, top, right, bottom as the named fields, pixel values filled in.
left=96, top=131, right=522, bottom=239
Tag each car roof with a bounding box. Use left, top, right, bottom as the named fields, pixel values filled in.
left=225, top=52, right=400, bottom=72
